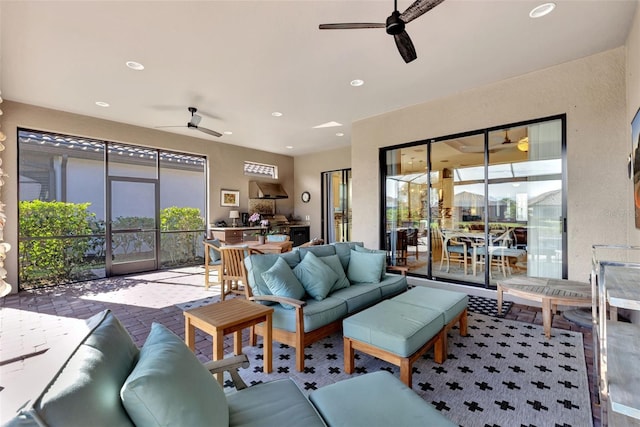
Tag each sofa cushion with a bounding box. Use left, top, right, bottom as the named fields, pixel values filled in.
left=331, top=241, right=364, bottom=270
left=298, top=244, right=337, bottom=260
left=309, top=371, right=456, bottom=427
left=330, top=284, right=382, bottom=313
left=377, top=274, right=409, bottom=298
left=121, top=323, right=229, bottom=427
left=347, top=249, right=386, bottom=283
left=227, top=378, right=326, bottom=427
left=271, top=297, right=348, bottom=333
left=354, top=245, right=387, bottom=280
left=293, top=252, right=339, bottom=301
left=15, top=310, right=139, bottom=427
left=319, top=254, right=350, bottom=291
left=261, top=257, right=306, bottom=308
left=245, top=252, right=301, bottom=302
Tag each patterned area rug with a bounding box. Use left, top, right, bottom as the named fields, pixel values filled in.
left=231, top=312, right=592, bottom=427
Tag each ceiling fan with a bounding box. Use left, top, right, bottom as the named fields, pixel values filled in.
left=157, top=107, right=222, bottom=137
left=319, top=0, right=445, bottom=63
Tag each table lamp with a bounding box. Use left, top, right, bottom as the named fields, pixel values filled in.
left=229, top=210, right=240, bottom=227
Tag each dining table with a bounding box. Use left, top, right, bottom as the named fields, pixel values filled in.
left=243, top=240, right=293, bottom=254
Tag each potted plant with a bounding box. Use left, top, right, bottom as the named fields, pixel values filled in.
left=252, top=218, right=270, bottom=244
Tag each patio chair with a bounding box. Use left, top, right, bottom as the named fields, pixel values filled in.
left=219, top=246, right=264, bottom=300
left=440, top=229, right=470, bottom=274
left=203, top=238, right=224, bottom=291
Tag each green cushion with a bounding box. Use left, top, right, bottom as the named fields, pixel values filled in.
left=331, top=242, right=364, bottom=270
left=343, top=300, right=443, bottom=357
left=261, top=257, right=306, bottom=309
left=392, top=287, right=468, bottom=324
left=24, top=310, right=139, bottom=427
left=354, top=245, right=387, bottom=279
left=293, top=252, right=339, bottom=301
left=204, top=238, right=222, bottom=262
left=120, top=323, right=229, bottom=427
left=309, top=371, right=457, bottom=427
left=347, top=249, right=386, bottom=284
left=319, top=254, right=350, bottom=291
left=244, top=252, right=301, bottom=301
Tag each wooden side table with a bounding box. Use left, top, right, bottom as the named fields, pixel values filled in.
left=184, top=298, right=274, bottom=383
left=497, top=276, right=592, bottom=339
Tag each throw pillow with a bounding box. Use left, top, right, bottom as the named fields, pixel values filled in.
left=347, top=249, right=386, bottom=284
left=319, top=254, right=351, bottom=291
left=354, top=245, right=387, bottom=280
left=121, top=323, right=229, bottom=427
left=293, top=252, right=340, bottom=301
left=261, top=257, right=306, bottom=309
left=204, top=238, right=222, bottom=262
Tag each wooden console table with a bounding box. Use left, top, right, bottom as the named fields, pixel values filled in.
left=184, top=299, right=273, bottom=383
left=497, top=276, right=591, bottom=339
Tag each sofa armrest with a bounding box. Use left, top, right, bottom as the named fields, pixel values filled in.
left=250, top=295, right=307, bottom=309
left=203, top=354, right=250, bottom=391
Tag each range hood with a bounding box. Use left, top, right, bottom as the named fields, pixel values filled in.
left=248, top=181, right=289, bottom=199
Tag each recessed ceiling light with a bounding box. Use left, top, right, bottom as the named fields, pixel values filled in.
left=350, top=79, right=364, bottom=87
left=223, top=131, right=233, bottom=135
left=125, top=61, right=145, bottom=70
left=336, top=132, right=344, bottom=137
left=285, top=145, right=294, bottom=149
left=95, top=101, right=110, bottom=107
left=529, top=3, right=555, bottom=18
left=272, top=112, right=283, bottom=117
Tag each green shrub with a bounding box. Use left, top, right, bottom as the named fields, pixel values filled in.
left=160, top=206, right=205, bottom=266
left=19, top=200, right=98, bottom=286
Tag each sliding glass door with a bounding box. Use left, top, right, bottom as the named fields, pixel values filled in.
left=322, top=169, right=352, bottom=243
left=382, top=116, right=565, bottom=288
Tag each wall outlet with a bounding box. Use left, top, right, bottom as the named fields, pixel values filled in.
left=305, top=215, right=310, bottom=221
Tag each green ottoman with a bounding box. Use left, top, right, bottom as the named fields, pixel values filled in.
left=342, top=300, right=445, bottom=387
left=309, top=371, right=457, bottom=427
left=392, top=287, right=468, bottom=358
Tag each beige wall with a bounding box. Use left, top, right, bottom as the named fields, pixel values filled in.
left=2, top=101, right=293, bottom=290
left=294, top=146, right=351, bottom=239
left=351, top=47, right=630, bottom=281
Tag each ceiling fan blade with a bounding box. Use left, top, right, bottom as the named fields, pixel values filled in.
left=400, top=0, right=445, bottom=24
left=195, top=126, right=222, bottom=138
left=319, top=23, right=385, bottom=30
left=394, top=30, right=417, bottom=63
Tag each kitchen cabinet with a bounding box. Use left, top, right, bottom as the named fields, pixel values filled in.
left=289, top=226, right=310, bottom=247
left=210, top=227, right=262, bottom=244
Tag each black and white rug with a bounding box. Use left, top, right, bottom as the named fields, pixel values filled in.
left=230, top=312, right=592, bottom=427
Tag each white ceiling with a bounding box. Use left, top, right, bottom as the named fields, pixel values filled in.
left=1, top=0, right=637, bottom=156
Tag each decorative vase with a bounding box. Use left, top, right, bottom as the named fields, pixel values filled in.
left=258, top=235, right=265, bottom=244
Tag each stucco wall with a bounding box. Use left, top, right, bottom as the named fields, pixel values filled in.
left=351, top=47, right=630, bottom=281
left=628, top=2, right=640, bottom=247
left=294, top=146, right=351, bottom=239
left=2, top=101, right=294, bottom=290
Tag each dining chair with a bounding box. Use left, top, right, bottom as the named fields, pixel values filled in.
left=203, top=238, right=224, bottom=291
left=219, top=246, right=264, bottom=300
left=440, top=229, right=470, bottom=274
left=474, top=229, right=513, bottom=278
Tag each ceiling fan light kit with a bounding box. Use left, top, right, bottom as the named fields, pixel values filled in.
left=319, top=0, right=445, bottom=64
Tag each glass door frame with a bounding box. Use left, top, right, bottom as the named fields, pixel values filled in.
left=321, top=168, right=352, bottom=243
left=379, top=114, right=568, bottom=287
left=106, top=176, right=161, bottom=276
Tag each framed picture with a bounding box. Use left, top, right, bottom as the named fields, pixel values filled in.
left=632, top=108, right=640, bottom=228
left=221, top=189, right=240, bottom=207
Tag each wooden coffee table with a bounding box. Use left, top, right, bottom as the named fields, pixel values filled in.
left=184, top=298, right=273, bottom=383
left=497, top=277, right=592, bottom=339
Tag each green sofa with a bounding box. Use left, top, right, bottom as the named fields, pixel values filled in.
left=3, top=310, right=455, bottom=427
left=244, top=242, right=408, bottom=371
